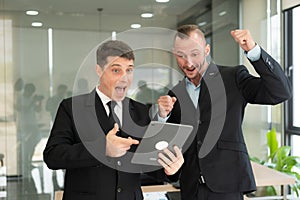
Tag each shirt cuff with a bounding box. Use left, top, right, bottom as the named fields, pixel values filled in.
left=245, top=44, right=261, bottom=62
left=157, top=114, right=169, bottom=122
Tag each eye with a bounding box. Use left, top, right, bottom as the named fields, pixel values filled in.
left=127, top=68, right=134, bottom=74
left=191, top=52, right=200, bottom=57
left=176, top=53, right=186, bottom=58
left=112, top=68, right=120, bottom=73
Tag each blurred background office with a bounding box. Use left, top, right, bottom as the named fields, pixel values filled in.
left=0, top=0, right=299, bottom=199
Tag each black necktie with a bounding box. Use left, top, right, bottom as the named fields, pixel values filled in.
left=107, top=101, right=121, bottom=127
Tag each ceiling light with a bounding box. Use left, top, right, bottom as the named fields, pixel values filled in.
left=71, top=13, right=84, bottom=17
left=156, top=0, right=170, bottom=2
left=26, top=10, right=39, bottom=16
left=219, top=11, right=227, bottom=16
left=141, top=13, right=153, bottom=18
left=112, top=31, right=117, bottom=40
left=31, top=22, right=43, bottom=27
left=198, top=21, right=207, bottom=26
left=131, top=24, right=141, bottom=29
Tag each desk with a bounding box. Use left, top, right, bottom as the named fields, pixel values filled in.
left=251, top=161, right=295, bottom=187
left=249, top=161, right=295, bottom=200
left=142, top=184, right=179, bottom=193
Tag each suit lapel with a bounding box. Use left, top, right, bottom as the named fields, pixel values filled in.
left=93, top=91, right=113, bottom=134
left=197, top=63, right=228, bottom=158
left=199, top=63, right=221, bottom=109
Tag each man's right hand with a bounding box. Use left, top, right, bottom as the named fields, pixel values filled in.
left=106, top=123, right=139, bottom=157
left=157, top=95, right=177, bottom=118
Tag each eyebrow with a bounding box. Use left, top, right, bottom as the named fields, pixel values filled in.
left=110, top=63, right=122, bottom=67
left=110, top=63, right=134, bottom=68
left=175, top=49, right=201, bottom=54
left=191, top=49, right=202, bottom=53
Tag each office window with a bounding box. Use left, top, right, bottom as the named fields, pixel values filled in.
left=292, top=6, right=300, bottom=128
left=291, top=135, right=300, bottom=156
left=284, top=5, right=300, bottom=148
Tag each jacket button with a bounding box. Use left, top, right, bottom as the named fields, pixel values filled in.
left=117, top=187, right=122, bottom=193
left=266, top=58, right=274, bottom=69
left=117, top=161, right=122, bottom=166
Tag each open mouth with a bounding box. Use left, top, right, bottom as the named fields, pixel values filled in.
left=185, top=66, right=196, bottom=72
left=115, top=86, right=126, bottom=94
left=187, top=67, right=195, bottom=71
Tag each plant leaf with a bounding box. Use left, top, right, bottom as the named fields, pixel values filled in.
left=291, top=185, right=299, bottom=197
left=282, top=156, right=299, bottom=171
left=274, top=146, right=291, bottom=171
left=266, top=128, right=278, bottom=161
left=266, top=186, right=277, bottom=196
left=250, top=156, right=265, bottom=165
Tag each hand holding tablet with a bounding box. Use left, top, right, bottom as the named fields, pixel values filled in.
left=157, top=145, right=184, bottom=175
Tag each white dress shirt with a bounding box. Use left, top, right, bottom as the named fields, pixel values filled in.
left=96, top=87, right=123, bottom=126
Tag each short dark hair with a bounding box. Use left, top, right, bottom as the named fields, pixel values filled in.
left=175, top=24, right=205, bottom=40
left=96, top=40, right=135, bottom=68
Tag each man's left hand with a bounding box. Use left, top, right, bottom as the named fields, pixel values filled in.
left=157, top=146, right=184, bottom=175
left=231, top=29, right=256, bottom=52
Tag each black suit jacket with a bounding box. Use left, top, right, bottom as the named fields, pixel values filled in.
left=167, top=48, right=292, bottom=200
left=43, top=90, right=161, bottom=200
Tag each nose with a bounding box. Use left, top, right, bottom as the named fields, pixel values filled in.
left=119, top=71, right=129, bottom=82
left=184, top=56, right=194, bottom=68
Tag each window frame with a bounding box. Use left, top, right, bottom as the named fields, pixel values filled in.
left=284, top=7, right=300, bottom=146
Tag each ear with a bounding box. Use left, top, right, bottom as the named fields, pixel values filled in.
left=96, top=64, right=103, bottom=77
left=205, top=44, right=210, bottom=57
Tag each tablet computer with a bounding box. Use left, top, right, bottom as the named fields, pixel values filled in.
left=131, top=121, right=193, bottom=166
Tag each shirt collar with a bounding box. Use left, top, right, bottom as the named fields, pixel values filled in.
left=95, top=86, right=122, bottom=107
left=185, top=77, right=201, bottom=89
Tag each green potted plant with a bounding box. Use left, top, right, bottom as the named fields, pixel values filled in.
left=250, top=128, right=300, bottom=197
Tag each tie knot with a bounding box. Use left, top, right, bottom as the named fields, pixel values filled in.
left=107, top=101, right=117, bottom=111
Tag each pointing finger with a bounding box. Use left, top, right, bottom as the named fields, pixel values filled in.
left=128, top=137, right=139, bottom=145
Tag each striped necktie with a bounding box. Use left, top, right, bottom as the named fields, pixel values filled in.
left=107, top=101, right=121, bottom=127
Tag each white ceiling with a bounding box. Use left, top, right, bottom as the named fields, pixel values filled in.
left=1, top=0, right=210, bottom=32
